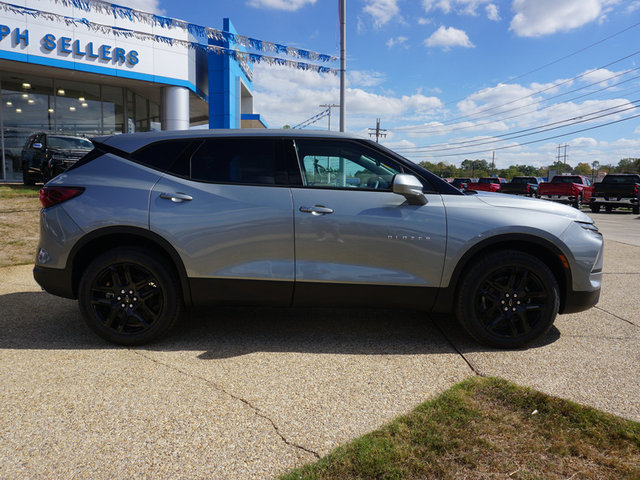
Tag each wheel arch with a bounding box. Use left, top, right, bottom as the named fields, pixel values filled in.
left=434, top=234, right=573, bottom=314
left=68, top=226, right=192, bottom=306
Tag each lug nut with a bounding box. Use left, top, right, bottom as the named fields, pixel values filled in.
left=121, top=303, right=126, bottom=308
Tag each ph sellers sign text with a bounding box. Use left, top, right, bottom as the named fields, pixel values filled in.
left=0, top=26, right=139, bottom=66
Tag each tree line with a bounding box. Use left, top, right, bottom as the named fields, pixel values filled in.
left=418, top=158, right=640, bottom=180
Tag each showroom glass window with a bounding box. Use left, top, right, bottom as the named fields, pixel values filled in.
left=0, top=74, right=54, bottom=180
left=54, top=80, right=101, bottom=135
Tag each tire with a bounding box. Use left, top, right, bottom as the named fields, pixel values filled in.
left=455, top=250, right=560, bottom=349
left=573, top=194, right=582, bottom=210
left=633, top=205, right=639, bottom=215
left=590, top=203, right=600, bottom=213
left=78, top=248, right=182, bottom=345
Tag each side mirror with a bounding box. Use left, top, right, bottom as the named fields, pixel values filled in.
left=32, top=143, right=43, bottom=149
left=392, top=174, right=427, bottom=205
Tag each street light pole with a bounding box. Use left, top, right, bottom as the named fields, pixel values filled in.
left=339, top=0, right=346, bottom=132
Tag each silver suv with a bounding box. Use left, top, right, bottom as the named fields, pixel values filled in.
left=34, top=130, right=603, bottom=348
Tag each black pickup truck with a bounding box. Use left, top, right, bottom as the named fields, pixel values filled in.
left=590, top=174, right=640, bottom=214
left=501, top=176, right=543, bottom=197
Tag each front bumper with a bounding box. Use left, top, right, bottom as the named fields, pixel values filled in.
left=561, top=287, right=600, bottom=314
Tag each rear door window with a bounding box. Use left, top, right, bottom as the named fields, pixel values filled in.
left=189, top=138, right=286, bottom=186
left=132, top=140, right=196, bottom=173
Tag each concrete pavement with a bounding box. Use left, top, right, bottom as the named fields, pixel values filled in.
left=0, top=212, right=638, bottom=479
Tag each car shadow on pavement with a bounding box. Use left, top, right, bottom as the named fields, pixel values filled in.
left=0, top=291, right=561, bottom=356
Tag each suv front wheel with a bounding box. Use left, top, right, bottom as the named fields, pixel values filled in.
left=455, top=250, right=560, bottom=349
left=78, top=248, right=182, bottom=345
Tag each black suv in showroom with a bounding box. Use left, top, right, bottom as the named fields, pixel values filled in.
left=21, top=132, right=94, bottom=185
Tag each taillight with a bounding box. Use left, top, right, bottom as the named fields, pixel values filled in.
left=526, top=185, right=530, bottom=193
left=39, top=186, right=84, bottom=208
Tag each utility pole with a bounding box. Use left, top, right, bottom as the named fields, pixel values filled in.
left=320, top=104, right=339, bottom=131
left=368, top=118, right=387, bottom=143
left=557, top=143, right=569, bottom=172
left=339, top=0, right=346, bottom=132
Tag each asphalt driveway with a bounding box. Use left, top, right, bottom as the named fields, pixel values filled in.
left=1, top=212, right=638, bottom=479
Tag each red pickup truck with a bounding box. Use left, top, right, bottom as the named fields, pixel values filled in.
left=538, top=175, right=594, bottom=209
left=466, top=177, right=508, bottom=192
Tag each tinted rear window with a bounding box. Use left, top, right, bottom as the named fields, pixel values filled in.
left=132, top=140, right=195, bottom=172
left=189, top=138, right=284, bottom=185
left=602, top=175, right=640, bottom=184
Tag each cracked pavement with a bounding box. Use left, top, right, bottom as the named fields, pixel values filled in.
left=1, top=212, right=638, bottom=479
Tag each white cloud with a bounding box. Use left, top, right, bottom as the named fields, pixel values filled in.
left=349, top=70, right=387, bottom=87
left=509, top=0, right=612, bottom=37
left=363, top=0, right=401, bottom=27
left=627, top=1, right=640, bottom=12
left=115, top=0, right=163, bottom=13
left=486, top=3, right=500, bottom=21
left=418, top=17, right=432, bottom=25
left=425, top=25, right=474, bottom=49
left=422, top=0, right=494, bottom=16
left=247, top=0, right=317, bottom=11
left=251, top=64, right=441, bottom=130
left=569, top=137, right=598, bottom=148
left=386, top=36, right=409, bottom=48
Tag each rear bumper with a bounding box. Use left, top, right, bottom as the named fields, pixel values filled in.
left=33, top=265, right=76, bottom=299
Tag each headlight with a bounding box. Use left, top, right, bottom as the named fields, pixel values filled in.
left=576, top=221, right=600, bottom=234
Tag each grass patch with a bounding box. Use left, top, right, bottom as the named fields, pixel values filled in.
left=281, top=377, right=640, bottom=480
left=0, top=186, right=41, bottom=267
left=0, top=184, right=40, bottom=199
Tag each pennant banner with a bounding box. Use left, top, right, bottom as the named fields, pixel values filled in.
left=46, top=0, right=337, bottom=62
left=0, top=1, right=339, bottom=75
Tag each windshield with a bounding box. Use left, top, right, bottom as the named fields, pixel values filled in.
left=479, top=178, right=498, bottom=184
left=48, top=136, right=93, bottom=150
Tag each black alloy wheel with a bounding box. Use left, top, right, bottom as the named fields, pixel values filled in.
left=456, top=250, right=559, bottom=349
left=78, top=248, right=182, bottom=345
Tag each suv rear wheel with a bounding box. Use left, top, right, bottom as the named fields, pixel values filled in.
left=78, top=248, right=182, bottom=345
left=455, top=250, right=559, bottom=349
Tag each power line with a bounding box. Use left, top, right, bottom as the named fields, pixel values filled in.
left=396, top=100, right=640, bottom=153
left=393, top=49, right=640, bottom=133
left=406, top=112, right=640, bottom=159
left=430, top=20, right=640, bottom=111
left=292, top=108, right=330, bottom=129
left=392, top=68, right=640, bottom=138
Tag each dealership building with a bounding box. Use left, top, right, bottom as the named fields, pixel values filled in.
left=0, top=0, right=267, bottom=181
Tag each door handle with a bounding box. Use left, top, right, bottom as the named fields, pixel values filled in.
left=299, top=205, right=334, bottom=215
left=160, top=192, right=193, bottom=203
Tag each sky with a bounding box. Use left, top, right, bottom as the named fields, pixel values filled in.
left=121, top=0, right=639, bottom=169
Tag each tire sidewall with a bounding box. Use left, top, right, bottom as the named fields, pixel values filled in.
left=456, top=251, right=560, bottom=349
left=78, top=248, right=182, bottom=345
